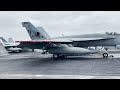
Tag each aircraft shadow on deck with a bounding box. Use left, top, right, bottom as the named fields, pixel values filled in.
left=15, top=57, right=110, bottom=67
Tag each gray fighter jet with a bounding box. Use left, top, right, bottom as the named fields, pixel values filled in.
left=16, top=22, right=119, bottom=59
left=0, top=37, right=22, bottom=52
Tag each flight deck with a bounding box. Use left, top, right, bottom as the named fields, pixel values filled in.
left=0, top=52, right=120, bottom=79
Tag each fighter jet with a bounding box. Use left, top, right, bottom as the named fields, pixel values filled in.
left=16, top=22, right=112, bottom=59
left=21, top=22, right=120, bottom=47
left=0, top=37, right=22, bottom=53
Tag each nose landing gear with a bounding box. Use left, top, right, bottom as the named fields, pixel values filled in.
left=103, top=53, right=114, bottom=58
left=103, top=53, right=108, bottom=58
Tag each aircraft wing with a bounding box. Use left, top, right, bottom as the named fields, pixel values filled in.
left=70, top=37, right=115, bottom=42
left=4, top=43, right=20, bottom=48
left=16, top=37, right=116, bottom=49
left=16, top=40, right=72, bottom=49
left=71, top=37, right=116, bottom=47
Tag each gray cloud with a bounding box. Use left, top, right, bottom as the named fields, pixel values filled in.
left=0, top=11, right=120, bottom=41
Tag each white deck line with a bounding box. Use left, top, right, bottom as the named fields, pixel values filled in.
left=0, top=74, right=120, bottom=79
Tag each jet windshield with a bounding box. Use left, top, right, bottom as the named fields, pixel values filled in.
left=105, top=32, right=120, bottom=35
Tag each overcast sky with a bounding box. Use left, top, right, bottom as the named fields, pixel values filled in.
left=0, top=11, right=120, bottom=41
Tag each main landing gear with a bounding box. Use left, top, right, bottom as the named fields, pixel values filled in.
left=53, top=53, right=66, bottom=59
left=53, top=53, right=59, bottom=59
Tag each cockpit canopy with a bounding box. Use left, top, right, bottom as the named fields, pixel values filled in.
left=105, top=32, right=120, bottom=35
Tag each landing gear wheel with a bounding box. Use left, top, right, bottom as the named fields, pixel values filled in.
left=110, top=55, right=114, bottom=58
left=103, top=53, right=108, bottom=58
left=53, top=53, right=59, bottom=59
left=19, top=50, right=22, bottom=53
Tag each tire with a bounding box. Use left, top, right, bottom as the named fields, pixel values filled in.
left=103, top=53, right=108, bottom=58
left=53, top=53, right=59, bottom=59
left=110, top=55, right=114, bottom=57
left=42, top=52, right=45, bottom=54
left=19, top=50, right=22, bottom=53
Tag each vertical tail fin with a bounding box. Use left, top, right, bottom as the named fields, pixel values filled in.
left=8, top=38, right=14, bottom=43
left=0, top=37, right=7, bottom=46
left=0, top=39, right=5, bottom=46
left=22, top=22, right=50, bottom=40
left=0, top=37, right=7, bottom=43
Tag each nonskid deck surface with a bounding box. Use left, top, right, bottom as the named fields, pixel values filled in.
left=0, top=52, right=120, bottom=79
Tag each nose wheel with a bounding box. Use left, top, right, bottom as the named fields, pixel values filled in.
left=103, top=53, right=108, bottom=58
